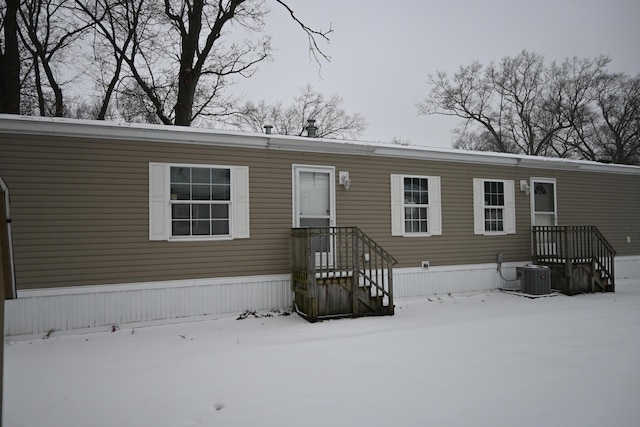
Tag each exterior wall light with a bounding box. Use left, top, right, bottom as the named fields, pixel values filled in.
left=339, top=171, right=351, bottom=191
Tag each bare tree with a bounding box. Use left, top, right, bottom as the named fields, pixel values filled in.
left=232, top=84, right=367, bottom=138
left=17, top=0, right=92, bottom=117
left=544, top=55, right=610, bottom=158
left=452, top=127, right=519, bottom=153
left=64, top=96, right=104, bottom=119
left=77, top=0, right=331, bottom=126
left=115, top=77, right=163, bottom=124
left=419, top=60, right=512, bottom=153
left=75, top=0, right=144, bottom=120
left=0, top=0, right=21, bottom=113
left=594, top=73, right=640, bottom=164
left=564, top=74, right=640, bottom=164
left=419, top=51, right=611, bottom=159
left=489, top=51, right=555, bottom=155
left=389, top=137, right=412, bottom=146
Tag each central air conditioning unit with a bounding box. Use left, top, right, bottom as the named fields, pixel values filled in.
left=516, top=265, right=551, bottom=295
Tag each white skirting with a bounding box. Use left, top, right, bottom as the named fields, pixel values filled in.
left=615, top=256, right=640, bottom=280
left=5, top=274, right=292, bottom=339
left=394, top=262, right=524, bottom=297
left=5, top=258, right=639, bottom=339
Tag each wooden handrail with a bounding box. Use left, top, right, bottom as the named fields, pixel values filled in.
left=291, top=227, right=395, bottom=318
left=532, top=225, right=616, bottom=291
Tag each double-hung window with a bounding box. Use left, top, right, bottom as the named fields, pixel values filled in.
left=170, top=166, right=231, bottom=237
left=483, top=181, right=505, bottom=232
left=390, top=174, right=442, bottom=236
left=149, top=163, right=249, bottom=241
left=473, top=179, right=515, bottom=235
left=404, top=177, right=430, bottom=233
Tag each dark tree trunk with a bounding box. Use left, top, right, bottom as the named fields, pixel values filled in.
left=33, top=57, right=46, bottom=116
left=173, top=0, right=205, bottom=126
left=0, top=0, right=21, bottom=114
left=174, top=66, right=197, bottom=125
left=97, top=55, right=125, bottom=120
left=39, top=58, right=64, bottom=117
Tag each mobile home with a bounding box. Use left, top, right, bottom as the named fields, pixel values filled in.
left=1, top=115, right=639, bottom=335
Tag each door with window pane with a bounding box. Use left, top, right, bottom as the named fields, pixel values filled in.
left=531, top=178, right=557, bottom=255
left=293, top=166, right=335, bottom=266
left=531, top=179, right=557, bottom=226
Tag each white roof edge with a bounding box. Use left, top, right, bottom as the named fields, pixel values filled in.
left=1, top=114, right=639, bottom=175
left=0, top=114, right=270, bottom=149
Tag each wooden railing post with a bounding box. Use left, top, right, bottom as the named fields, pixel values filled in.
left=531, top=225, right=616, bottom=295
left=307, top=228, right=318, bottom=321
left=532, top=227, right=538, bottom=263
left=563, top=226, right=572, bottom=294
left=352, top=230, right=360, bottom=316
left=387, top=255, right=394, bottom=315
left=291, top=226, right=396, bottom=321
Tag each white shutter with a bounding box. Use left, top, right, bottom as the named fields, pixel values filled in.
left=390, top=174, right=404, bottom=236
left=232, top=166, right=250, bottom=239
left=428, top=176, right=442, bottom=236
left=473, top=178, right=485, bottom=235
left=149, top=163, right=169, bottom=241
left=504, top=180, right=516, bottom=234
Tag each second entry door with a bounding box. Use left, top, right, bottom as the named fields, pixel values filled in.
left=293, top=166, right=335, bottom=267
left=293, top=166, right=335, bottom=228
left=531, top=178, right=557, bottom=226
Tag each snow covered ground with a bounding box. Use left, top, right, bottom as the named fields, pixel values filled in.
left=5, top=280, right=640, bottom=427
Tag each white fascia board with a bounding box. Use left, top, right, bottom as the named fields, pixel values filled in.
left=577, top=162, right=640, bottom=175
left=0, top=114, right=269, bottom=149
left=266, top=134, right=377, bottom=156
left=372, top=146, right=520, bottom=166
left=516, top=156, right=640, bottom=175
left=2, top=114, right=640, bottom=176
left=267, top=134, right=520, bottom=165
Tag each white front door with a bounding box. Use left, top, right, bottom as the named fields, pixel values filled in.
left=531, top=178, right=557, bottom=226
left=293, top=165, right=335, bottom=267
left=293, top=165, right=335, bottom=228
left=531, top=178, right=558, bottom=256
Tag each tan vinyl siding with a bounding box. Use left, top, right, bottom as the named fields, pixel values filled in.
left=1, top=130, right=639, bottom=290
left=0, top=136, right=294, bottom=289
left=331, top=158, right=532, bottom=267
left=550, top=169, right=640, bottom=251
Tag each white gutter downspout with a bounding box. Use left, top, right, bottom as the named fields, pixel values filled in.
left=0, top=177, right=16, bottom=299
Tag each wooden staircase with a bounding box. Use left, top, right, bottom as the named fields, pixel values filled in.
left=291, top=227, right=396, bottom=322
left=532, top=226, right=616, bottom=295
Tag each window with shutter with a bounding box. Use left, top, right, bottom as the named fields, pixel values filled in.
left=149, top=163, right=249, bottom=241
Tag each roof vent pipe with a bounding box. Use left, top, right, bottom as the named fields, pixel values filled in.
left=305, top=119, right=317, bottom=138
left=264, top=125, right=273, bottom=134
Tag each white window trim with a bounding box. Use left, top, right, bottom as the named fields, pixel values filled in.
left=148, top=162, right=250, bottom=241
left=473, top=178, right=516, bottom=235
left=390, top=174, right=442, bottom=237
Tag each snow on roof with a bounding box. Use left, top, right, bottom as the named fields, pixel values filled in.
left=1, top=114, right=639, bottom=175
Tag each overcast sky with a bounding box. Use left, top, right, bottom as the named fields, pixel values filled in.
left=230, top=0, right=640, bottom=148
